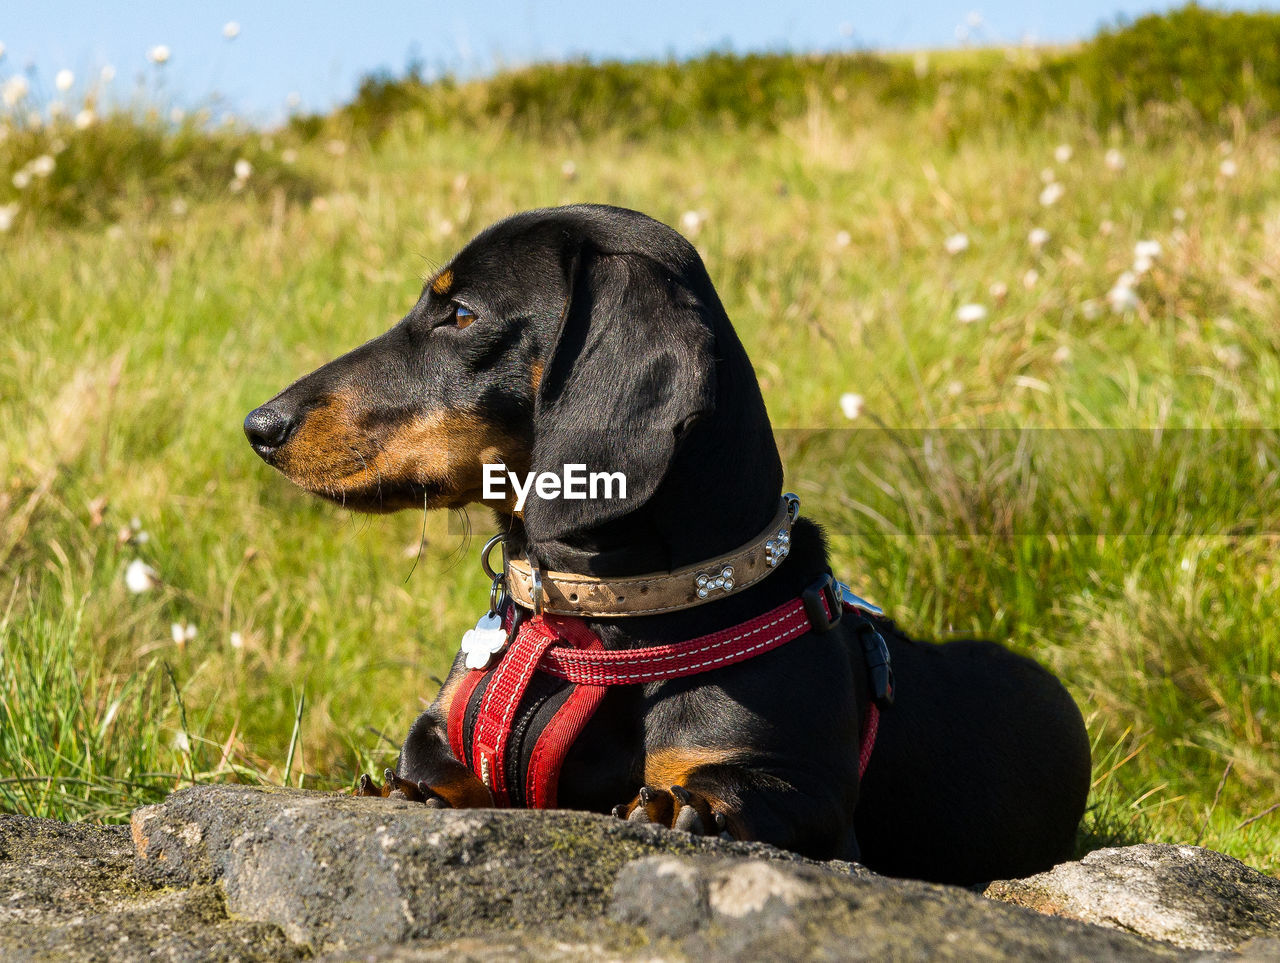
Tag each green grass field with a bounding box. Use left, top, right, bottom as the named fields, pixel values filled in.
left=2, top=10, right=1278, bottom=875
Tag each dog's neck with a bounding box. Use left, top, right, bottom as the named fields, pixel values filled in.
left=500, top=361, right=795, bottom=580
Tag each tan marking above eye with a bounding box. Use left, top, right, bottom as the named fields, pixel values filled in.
left=430, top=269, right=454, bottom=296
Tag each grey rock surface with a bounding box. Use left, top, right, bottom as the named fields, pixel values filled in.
left=0, top=811, right=300, bottom=962
left=986, top=844, right=1280, bottom=952
left=0, top=785, right=1275, bottom=961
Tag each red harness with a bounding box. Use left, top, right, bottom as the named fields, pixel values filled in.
left=446, top=587, right=883, bottom=809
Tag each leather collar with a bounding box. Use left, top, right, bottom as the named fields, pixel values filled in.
left=504, top=494, right=799, bottom=617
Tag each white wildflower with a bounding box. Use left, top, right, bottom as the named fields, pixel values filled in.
left=173, top=731, right=190, bottom=753
left=1173, top=207, right=1186, bottom=223
left=989, top=281, right=1008, bottom=300
left=1133, top=255, right=1153, bottom=274
left=2, top=75, right=28, bottom=107
left=1080, top=299, right=1101, bottom=320
left=1028, top=227, right=1049, bottom=249
left=944, top=232, right=970, bottom=254
left=1054, top=143, right=1072, bottom=164
left=1220, top=158, right=1238, bottom=178
left=1022, top=269, right=1039, bottom=289
left=11, top=169, right=29, bottom=190
left=170, top=197, right=187, bottom=216
left=1104, top=148, right=1125, bottom=171
left=325, top=139, right=347, bottom=156
left=0, top=202, right=18, bottom=231
left=1038, top=182, right=1064, bottom=206
left=222, top=21, right=241, bottom=39
left=233, top=157, right=252, bottom=180
left=1052, top=345, right=1071, bottom=363
left=680, top=209, right=706, bottom=234
left=280, top=148, right=297, bottom=164
left=229, top=631, right=244, bottom=649
left=956, top=303, right=987, bottom=323
left=147, top=45, right=171, bottom=65
left=560, top=159, right=577, bottom=180
left=834, top=229, right=851, bottom=248
left=1107, top=273, right=1140, bottom=313
left=54, top=69, right=74, bottom=92
left=170, top=622, right=185, bottom=644
left=1214, top=344, right=1244, bottom=371
left=1099, top=219, right=1114, bottom=236
left=125, top=559, right=160, bottom=593
left=839, top=392, right=864, bottom=420
left=74, top=108, right=95, bottom=129
left=30, top=154, right=55, bottom=177
left=1134, top=239, right=1161, bottom=260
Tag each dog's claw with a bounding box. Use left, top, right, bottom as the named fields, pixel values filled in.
left=617, top=783, right=722, bottom=836
left=354, top=770, right=452, bottom=807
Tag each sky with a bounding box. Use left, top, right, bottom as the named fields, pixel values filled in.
left=1, top=2, right=1273, bottom=123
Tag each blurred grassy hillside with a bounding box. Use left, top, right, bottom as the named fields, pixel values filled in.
left=1, top=5, right=1278, bottom=873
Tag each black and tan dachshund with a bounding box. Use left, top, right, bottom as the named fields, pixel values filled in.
left=244, top=204, right=1091, bottom=885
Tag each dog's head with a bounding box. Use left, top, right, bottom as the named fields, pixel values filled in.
left=245, top=204, right=781, bottom=563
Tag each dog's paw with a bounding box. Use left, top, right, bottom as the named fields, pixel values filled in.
left=612, top=784, right=728, bottom=836
left=353, top=769, right=449, bottom=808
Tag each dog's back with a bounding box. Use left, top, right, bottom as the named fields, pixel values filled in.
left=853, top=626, right=1091, bottom=883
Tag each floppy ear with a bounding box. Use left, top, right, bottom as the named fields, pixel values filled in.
left=523, top=248, right=717, bottom=541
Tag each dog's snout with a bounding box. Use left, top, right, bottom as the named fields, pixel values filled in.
left=244, top=404, right=295, bottom=461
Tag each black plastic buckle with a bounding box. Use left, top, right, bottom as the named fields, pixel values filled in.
left=801, top=574, right=843, bottom=634
left=849, top=614, right=895, bottom=708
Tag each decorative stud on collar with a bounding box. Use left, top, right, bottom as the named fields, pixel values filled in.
left=695, top=565, right=735, bottom=599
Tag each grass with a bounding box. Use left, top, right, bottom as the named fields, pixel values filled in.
left=2, top=11, right=1278, bottom=875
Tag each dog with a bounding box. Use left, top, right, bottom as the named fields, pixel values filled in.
left=244, top=204, right=1091, bottom=885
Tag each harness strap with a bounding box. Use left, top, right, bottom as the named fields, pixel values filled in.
left=859, top=701, right=879, bottom=780
left=445, top=581, right=886, bottom=807
left=539, top=595, right=823, bottom=686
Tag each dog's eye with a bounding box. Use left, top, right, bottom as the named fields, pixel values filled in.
left=453, top=304, right=476, bottom=329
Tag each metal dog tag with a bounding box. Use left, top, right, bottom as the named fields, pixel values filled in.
left=460, top=612, right=508, bottom=670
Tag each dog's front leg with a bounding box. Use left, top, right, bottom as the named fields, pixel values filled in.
left=355, top=660, right=493, bottom=809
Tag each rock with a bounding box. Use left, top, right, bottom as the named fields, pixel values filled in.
left=129, top=784, right=835, bottom=953
left=2, top=786, right=1276, bottom=960
left=612, top=855, right=1184, bottom=961
left=986, top=844, right=1280, bottom=952
left=0, top=812, right=300, bottom=962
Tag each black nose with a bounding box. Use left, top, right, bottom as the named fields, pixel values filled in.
left=244, top=405, right=295, bottom=461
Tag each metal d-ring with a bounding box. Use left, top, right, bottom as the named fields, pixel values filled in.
left=528, top=557, right=545, bottom=616
left=481, top=533, right=508, bottom=616
left=783, top=492, right=801, bottom=523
